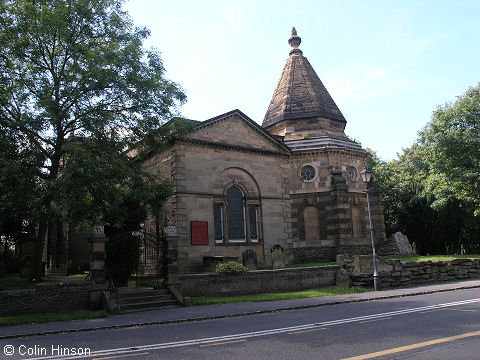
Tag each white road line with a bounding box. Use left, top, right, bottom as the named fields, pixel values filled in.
left=24, top=297, right=480, bottom=360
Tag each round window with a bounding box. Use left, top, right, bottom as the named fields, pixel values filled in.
left=300, top=165, right=316, bottom=181
left=347, top=166, right=357, bottom=182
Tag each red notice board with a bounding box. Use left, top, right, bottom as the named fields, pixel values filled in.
left=191, top=221, right=208, bottom=245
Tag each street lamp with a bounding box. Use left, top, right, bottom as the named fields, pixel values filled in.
left=360, top=167, right=380, bottom=291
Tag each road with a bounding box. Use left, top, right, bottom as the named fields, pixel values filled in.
left=2, top=288, right=480, bottom=360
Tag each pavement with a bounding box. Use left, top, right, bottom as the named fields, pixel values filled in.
left=1, top=279, right=479, bottom=340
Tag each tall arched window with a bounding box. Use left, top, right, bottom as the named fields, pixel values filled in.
left=226, top=186, right=246, bottom=241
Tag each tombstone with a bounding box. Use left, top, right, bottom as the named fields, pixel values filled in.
left=0, top=259, right=6, bottom=278
left=242, top=249, right=257, bottom=270
left=270, top=244, right=285, bottom=269
left=19, top=256, right=33, bottom=278
left=336, top=268, right=352, bottom=288
left=392, top=232, right=415, bottom=255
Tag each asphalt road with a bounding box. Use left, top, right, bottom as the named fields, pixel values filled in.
left=2, top=288, right=480, bottom=360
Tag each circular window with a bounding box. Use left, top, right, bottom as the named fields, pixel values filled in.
left=300, top=165, right=316, bottom=181
left=347, top=166, right=357, bottom=182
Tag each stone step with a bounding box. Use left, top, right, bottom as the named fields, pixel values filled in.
left=115, top=287, right=179, bottom=313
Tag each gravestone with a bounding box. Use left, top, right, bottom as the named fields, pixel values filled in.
left=19, top=256, right=32, bottom=278
left=242, top=249, right=257, bottom=270
left=271, top=244, right=285, bottom=269
left=392, top=232, right=415, bottom=255
left=336, top=268, right=352, bottom=287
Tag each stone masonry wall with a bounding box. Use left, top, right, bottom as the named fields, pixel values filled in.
left=179, top=265, right=338, bottom=297
left=0, top=281, right=104, bottom=316
left=351, top=258, right=480, bottom=289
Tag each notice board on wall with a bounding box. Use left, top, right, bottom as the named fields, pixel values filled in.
left=191, top=221, right=208, bottom=245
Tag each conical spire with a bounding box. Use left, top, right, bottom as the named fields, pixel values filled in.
left=263, top=28, right=346, bottom=129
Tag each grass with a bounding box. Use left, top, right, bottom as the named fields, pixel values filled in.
left=386, top=255, right=480, bottom=262
left=0, top=310, right=107, bottom=327
left=286, top=262, right=336, bottom=268
left=189, top=286, right=367, bottom=306
left=0, top=274, right=58, bottom=291
left=257, top=261, right=337, bottom=270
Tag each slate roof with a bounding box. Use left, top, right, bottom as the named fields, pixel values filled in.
left=262, top=28, right=346, bottom=128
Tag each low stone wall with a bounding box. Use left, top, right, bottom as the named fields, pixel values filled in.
left=0, top=281, right=104, bottom=316
left=351, top=258, right=480, bottom=289
left=179, top=265, right=339, bottom=297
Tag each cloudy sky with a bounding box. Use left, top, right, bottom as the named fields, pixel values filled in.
left=124, top=0, right=479, bottom=160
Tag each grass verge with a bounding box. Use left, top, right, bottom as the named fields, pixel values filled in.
left=0, top=310, right=107, bottom=327
left=190, top=286, right=367, bottom=306
left=286, top=262, right=337, bottom=268
left=0, top=274, right=58, bottom=291
left=386, top=255, right=480, bottom=262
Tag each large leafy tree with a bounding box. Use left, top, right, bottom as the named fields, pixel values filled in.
left=370, top=84, right=480, bottom=254
left=420, top=84, right=480, bottom=214
left=0, top=0, right=185, bottom=280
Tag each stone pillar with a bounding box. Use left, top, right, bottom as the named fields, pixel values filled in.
left=89, top=218, right=108, bottom=284
left=163, top=219, right=179, bottom=286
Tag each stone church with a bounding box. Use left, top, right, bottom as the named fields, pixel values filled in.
left=143, top=28, right=386, bottom=273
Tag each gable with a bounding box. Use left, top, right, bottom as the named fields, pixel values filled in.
left=182, top=112, right=288, bottom=154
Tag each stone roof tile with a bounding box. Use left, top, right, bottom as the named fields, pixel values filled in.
left=263, top=28, right=346, bottom=128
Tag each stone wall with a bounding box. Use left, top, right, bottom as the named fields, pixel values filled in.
left=0, top=281, right=104, bottom=316
left=179, top=265, right=339, bottom=297
left=351, top=258, right=480, bottom=289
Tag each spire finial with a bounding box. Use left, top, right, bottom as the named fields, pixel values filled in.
left=288, top=27, right=302, bottom=54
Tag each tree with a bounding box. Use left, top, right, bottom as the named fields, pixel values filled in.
left=420, top=84, right=480, bottom=214
left=0, top=0, right=185, bottom=280
left=369, top=84, right=480, bottom=255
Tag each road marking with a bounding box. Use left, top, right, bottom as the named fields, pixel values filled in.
left=92, top=352, right=150, bottom=360
left=199, top=339, right=246, bottom=347
left=341, top=329, right=480, bottom=360
left=359, top=317, right=392, bottom=324
left=22, top=297, right=480, bottom=360
left=288, top=327, right=327, bottom=334
left=446, top=308, right=477, bottom=312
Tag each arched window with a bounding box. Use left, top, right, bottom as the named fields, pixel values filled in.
left=214, top=185, right=261, bottom=243
left=226, top=186, right=246, bottom=241
left=304, top=206, right=319, bottom=241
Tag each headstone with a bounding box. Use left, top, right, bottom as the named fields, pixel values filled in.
left=270, top=244, right=285, bottom=269
left=392, top=232, right=415, bottom=255
left=242, top=249, right=257, bottom=270
left=0, top=259, right=6, bottom=278
left=19, top=256, right=33, bottom=278
left=336, top=268, right=351, bottom=287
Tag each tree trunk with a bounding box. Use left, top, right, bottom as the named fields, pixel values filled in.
left=31, top=212, right=49, bottom=281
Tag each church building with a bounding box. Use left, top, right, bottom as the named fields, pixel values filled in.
left=143, top=28, right=386, bottom=273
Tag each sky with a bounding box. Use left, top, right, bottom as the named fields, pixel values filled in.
left=124, top=0, right=479, bottom=160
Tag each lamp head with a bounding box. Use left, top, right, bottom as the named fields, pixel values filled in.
left=360, top=168, right=373, bottom=184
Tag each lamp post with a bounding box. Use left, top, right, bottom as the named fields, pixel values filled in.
left=360, top=167, right=380, bottom=291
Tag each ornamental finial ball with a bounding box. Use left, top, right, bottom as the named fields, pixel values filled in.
left=288, top=27, right=301, bottom=49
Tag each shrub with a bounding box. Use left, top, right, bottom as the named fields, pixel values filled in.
left=216, top=261, right=247, bottom=275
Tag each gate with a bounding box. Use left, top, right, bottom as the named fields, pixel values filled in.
left=135, top=230, right=167, bottom=288
left=105, top=229, right=167, bottom=288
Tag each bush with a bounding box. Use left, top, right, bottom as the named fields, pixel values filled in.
left=216, top=261, right=247, bottom=275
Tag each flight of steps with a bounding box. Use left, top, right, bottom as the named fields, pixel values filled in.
left=116, top=287, right=179, bottom=313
